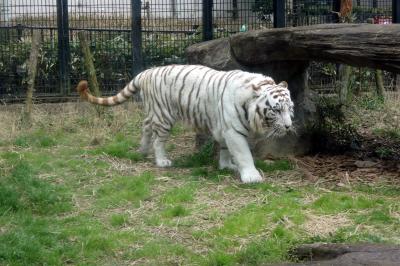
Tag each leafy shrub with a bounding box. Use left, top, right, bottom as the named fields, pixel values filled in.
left=309, top=97, right=361, bottom=153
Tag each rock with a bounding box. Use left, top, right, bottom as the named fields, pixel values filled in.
left=270, top=243, right=400, bottom=266
left=355, top=160, right=379, bottom=168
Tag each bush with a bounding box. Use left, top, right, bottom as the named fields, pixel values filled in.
left=309, top=97, right=361, bottom=153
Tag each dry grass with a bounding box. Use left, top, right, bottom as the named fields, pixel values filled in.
left=303, top=212, right=352, bottom=237
left=1, top=101, right=400, bottom=265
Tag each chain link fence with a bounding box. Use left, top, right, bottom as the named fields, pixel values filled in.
left=0, top=0, right=399, bottom=101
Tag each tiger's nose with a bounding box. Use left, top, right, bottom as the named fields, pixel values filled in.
left=285, top=125, right=290, bottom=130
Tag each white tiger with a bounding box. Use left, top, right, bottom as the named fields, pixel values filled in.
left=76, top=65, right=294, bottom=183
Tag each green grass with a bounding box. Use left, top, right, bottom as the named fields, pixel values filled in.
left=311, top=193, right=383, bottom=214
left=255, top=159, right=294, bottom=172
left=96, top=172, right=155, bottom=208
left=174, top=140, right=215, bottom=167
left=0, top=159, right=71, bottom=215
left=93, top=133, right=143, bottom=161
left=109, top=213, right=129, bottom=227
left=163, top=205, right=190, bottom=218
left=373, top=128, right=400, bottom=140
left=14, top=129, right=57, bottom=148
left=161, top=183, right=198, bottom=204
left=1, top=102, right=399, bottom=265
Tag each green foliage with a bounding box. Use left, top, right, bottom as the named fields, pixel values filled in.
left=357, top=94, right=384, bottom=110
left=352, top=6, right=391, bottom=22
left=255, top=159, right=293, bottom=172
left=174, top=141, right=216, bottom=168
left=373, top=128, right=400, bottom=141
left=310, top=97, right=360, bottom=153
left=252, top=0, right=273, bottom=20
left=374, top=146, right=395, bottom=159
left=0, top=32, right=200, bottom=94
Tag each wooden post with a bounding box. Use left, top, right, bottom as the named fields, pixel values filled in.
left=375, top=69, right=385, bottom=98
left=23, top=30, right=41, bottom=126
left=336, top=0, right=353, bottom=105
left=78, top=31, right=105, bottom=116
left=78, top=31, right=101, bottom=97
left=366, top=18, right=385, bottom=99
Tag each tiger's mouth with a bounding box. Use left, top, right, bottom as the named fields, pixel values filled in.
left=263, top=122, right=294, bottom=138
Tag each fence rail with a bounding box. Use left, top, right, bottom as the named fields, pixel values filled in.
left=0, top=0, right=399, bottom=101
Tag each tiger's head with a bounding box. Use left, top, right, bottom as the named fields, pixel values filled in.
left=247, top=80, right=294, bottom=137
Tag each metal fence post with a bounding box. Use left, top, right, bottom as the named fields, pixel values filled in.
left=333, top=0, right=341, bottom=23
left=202, top=0, right=213, bottom=41
left=56, top=0, right=70, bottom=96
left=131, top=0, right=143, bottom=76
left=393, top=0, right=400, bottom=23
left=273, top=0, right=285, bottom=28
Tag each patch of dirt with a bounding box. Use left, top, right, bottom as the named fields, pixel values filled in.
left=294, top=154, right=399, bottom=186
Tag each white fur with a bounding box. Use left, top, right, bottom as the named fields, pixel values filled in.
left=82, top=65, right=294, bottom=183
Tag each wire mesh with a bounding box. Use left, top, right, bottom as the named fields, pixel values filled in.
left=286, top=0, right=337, bottom=27
left=0, top=0, right=59, bottom=100
left=353, top=0, right=393, bottom=23
left=68, top=0, right=133, bottom=94
left=0, top=0, right=398, bottom=100
left=213, top=0, right=274, bottom=38
left=303, top=0, right=396, bottom=94
left=142, top=0, right=202, bottom=67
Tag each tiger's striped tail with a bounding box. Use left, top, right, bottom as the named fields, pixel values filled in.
left=76, top=80, right=138, bottom=106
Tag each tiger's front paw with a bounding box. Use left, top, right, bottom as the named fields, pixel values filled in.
left=240, top=168, right=263, bottom=183
left=156, top=158, right=172, bottom=167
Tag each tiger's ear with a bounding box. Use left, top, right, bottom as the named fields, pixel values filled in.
left=251, top=84, right=260, bottom=91
left=278, top=81, right=288, bottom=88
left=251, top=84, right=261, bottom=97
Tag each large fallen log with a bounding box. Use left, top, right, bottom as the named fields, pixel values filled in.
left=187, top=24, right=400, bottom=73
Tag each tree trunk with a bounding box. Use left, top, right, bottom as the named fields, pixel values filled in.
left=338, top=64, right=351, bottom=104
left=78, top=31, right=104, bottom=115
left=22, top=30, right=41, bottom=126
left=375, top=69, right=385, bottom=99
left=78, top=31, right=101, bottom=97
left=187, top=24, right=400, bottom=73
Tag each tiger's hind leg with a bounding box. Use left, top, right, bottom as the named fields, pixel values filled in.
left=152, top=122, right=173, bottom=167
left=139, top=117, right=153, bottom=155
left=218, top=144, right=237, bottom=171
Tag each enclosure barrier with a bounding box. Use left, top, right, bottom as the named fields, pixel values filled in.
left=0, top=0, right=398, bottom=100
